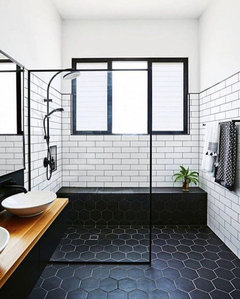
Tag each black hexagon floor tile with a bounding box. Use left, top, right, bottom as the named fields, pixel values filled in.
left=29, top=225, right=240, bottom=299
left=51, top=225, right=150, bottom=263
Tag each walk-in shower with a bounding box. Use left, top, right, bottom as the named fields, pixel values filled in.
left=28, top=66, right=152, bottom=265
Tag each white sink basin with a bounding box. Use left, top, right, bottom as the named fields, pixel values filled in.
left=1, top=191, right=56, bottom=217
left=0, top=227, right=10, bottom=253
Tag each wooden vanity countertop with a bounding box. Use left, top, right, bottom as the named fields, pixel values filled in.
left=0, top=198, right=68, bottom=288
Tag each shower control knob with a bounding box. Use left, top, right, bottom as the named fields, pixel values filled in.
left=43, top=157, right=56, bottom=171
left=43, top=157, right=49, bottom=168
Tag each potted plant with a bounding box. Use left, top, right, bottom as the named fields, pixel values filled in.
left=173, top=166, right=199, bottom=191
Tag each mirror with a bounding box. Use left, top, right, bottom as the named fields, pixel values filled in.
left=0, top=50, right=25, bottom=176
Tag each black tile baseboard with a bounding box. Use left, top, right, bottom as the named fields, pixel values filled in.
left=57, top=187, right=207, bottom=226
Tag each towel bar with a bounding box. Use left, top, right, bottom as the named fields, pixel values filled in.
left=202, top=120, right=240, bottom=126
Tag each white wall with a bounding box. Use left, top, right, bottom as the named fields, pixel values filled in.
left=0, top=0, right=62, bottom=69
left=62, top=19, right=199, bottom=91
left=199, top=0, right=240, bottom=258
left=0, top=0, right=62, bottom=189
left=199, top=0, right=240, bottom=90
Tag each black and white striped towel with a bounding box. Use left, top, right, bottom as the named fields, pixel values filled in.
left=215, top=121, right=237, bottom=191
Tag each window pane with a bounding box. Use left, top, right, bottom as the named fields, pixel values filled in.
left=112, top=71, right=148, bottom=134
left=0, top=63, right=17, bottom=134
left=112, top=61, right=147, bottom=69
left=152, top=62, right=184, bottom=131
left=76, top=62, right=107, bottom=70
left=75, top=69, right=108, bottom=131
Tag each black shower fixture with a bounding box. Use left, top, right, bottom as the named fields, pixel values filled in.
left=46, top=107, right=64, bottom=117
left=43, top=108, right=64, bottom=179
left=43, top=69, right=80, bottom=180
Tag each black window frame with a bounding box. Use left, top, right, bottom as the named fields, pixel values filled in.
left=0, top=59, right=23, bottom=136
left=72, top=57, right=188, bottom=135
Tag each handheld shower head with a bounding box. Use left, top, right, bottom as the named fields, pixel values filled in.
left=46, top=108, right=64, bottom=117
left=43, top=107, right=64, bottom=141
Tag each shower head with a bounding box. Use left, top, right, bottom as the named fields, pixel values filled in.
left=63, top=71, right=80, bottom=80
left=46, top=108, right=64, bottom=117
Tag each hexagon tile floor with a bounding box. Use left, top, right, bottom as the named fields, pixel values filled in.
left=50, top=225, right=150, bottom=263
left=29, top=225, right=240, bottom=299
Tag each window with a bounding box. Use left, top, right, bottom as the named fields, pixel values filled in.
left=152, top=62, right=185, bottom=132
left=112, top=61, right=148, bottom=134
left=72, top=58, right=188, bottom=135
left=74, top=62, right=108, bottom=132
left=0, top=60, right=22, bottom=135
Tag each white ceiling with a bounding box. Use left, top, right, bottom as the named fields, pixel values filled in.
left=51, top=0, right=212, bottom=20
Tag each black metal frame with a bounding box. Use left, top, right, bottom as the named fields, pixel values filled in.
left=72, top=57, right=188, bottom=135
left=148, top=61, right=153, bottom=264
left=49, top=260, right=150, bottom=266
left=0, top=58, right=23, bottom=136
left=28, top=71, right=31, bottom=191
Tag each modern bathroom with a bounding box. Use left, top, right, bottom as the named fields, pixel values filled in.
left=0, top=0, right=240, bottom=298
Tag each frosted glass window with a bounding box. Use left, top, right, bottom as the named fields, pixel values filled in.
left=112, top=61, right=148, bottom=69
left=152, top=62, right=184, bottom=131
left=0, top=63, right=17, bottom=134
left=112, top=70, right=148, bottom=134
left=75, top=65, right=108, bottom=131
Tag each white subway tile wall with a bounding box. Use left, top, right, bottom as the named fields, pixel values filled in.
left=62, top=93, right=199, bottom=187
left=199, top=72, right=240, bottom=257
left=0, top=135, right=24, bottom=175
left=26, top=73, right=62, bottom=192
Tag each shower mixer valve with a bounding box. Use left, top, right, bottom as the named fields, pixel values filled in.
left=43, top=156, right=55, bottom=171
left=43, top=145, right=57, bottom=172
left=43, top=108, right=63, bottom=180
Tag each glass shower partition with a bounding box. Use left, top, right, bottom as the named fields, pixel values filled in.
left=29, top=65, right=151, bottom=264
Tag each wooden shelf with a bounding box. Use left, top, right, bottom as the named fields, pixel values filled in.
left=0, top=198, right=68, bottom=288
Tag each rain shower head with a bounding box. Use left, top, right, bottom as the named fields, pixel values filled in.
left=63, top=71, right=80, bottom=80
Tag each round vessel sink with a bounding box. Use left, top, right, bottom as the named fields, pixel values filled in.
left=1, top=191, right=56, bottom=217
left=0, top=227, right=10, bottom=253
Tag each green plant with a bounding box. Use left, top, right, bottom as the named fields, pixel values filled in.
left=173, top=166, right=199, bottom=186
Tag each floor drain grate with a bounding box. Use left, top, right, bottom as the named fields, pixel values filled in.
left=89, top=234, right=99, bottom=240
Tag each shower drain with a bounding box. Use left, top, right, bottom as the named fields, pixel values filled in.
left=89, top=234, right=99, bottom=240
